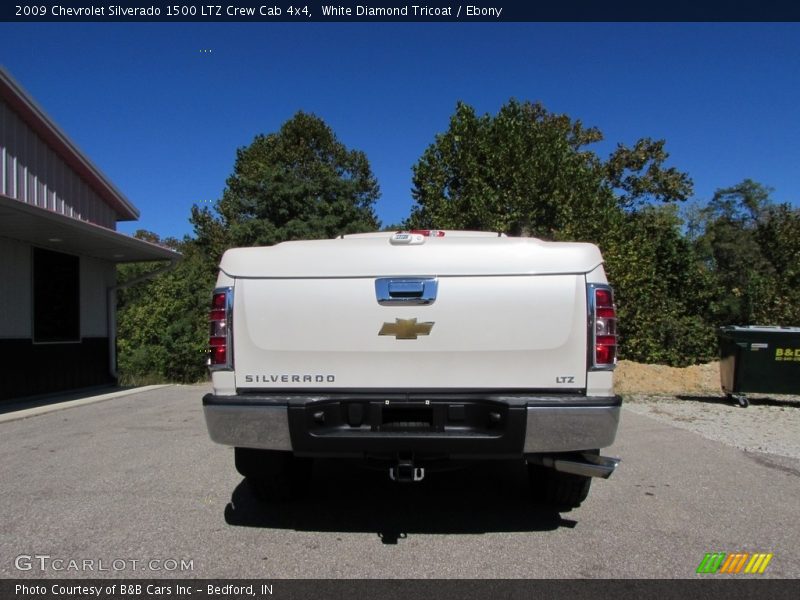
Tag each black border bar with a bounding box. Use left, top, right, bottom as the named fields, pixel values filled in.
left=3, top=1, right=800, bottom=22
left=3, top=579, right=800, bottom=600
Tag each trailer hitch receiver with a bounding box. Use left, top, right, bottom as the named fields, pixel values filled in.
left=390, top=458, right=425, bottom=482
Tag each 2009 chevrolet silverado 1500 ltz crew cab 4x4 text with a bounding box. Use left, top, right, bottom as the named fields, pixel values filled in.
left=203, top=230, right=621, bottom=509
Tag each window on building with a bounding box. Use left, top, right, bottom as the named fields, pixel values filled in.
left=33, top=247, right=79, bottom=342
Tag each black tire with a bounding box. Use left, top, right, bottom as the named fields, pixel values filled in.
left=234, top=448, right=312, bottom=502
left=528, top=461, right=592, bottom=511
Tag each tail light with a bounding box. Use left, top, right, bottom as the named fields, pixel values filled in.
left=589, top=284, right=617, bottom=369
left=208, top=287, right=233, bottom=370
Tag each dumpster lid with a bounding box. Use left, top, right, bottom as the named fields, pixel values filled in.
left=720, top=325, right=800, bottom=333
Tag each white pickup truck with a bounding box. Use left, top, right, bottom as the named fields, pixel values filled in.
left=203, top=230, right=621, bottom=509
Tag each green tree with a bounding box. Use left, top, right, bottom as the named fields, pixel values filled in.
left=407, top=99, right=692, bottom=241
left=605, top=138, right=693, bottom=209
left=604, top=206, right=716, bottom=365
left=191, top=111, right=380, bottom=263
left=692, top=180, right=776, bottom=326
left=690, top=180, right=800, bottom=327
left=754, top=203, right=800, bottom=324
left=116, top=233, right=214, bottom=384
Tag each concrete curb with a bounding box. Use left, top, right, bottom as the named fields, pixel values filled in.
left=0, top=384, right=174, bottom=424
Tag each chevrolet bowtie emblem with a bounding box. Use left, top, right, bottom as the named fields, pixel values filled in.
left=379, top=318, right=434, bottom=340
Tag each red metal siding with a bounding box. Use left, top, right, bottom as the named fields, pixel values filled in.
left=0, top=98, right=116, bottom=230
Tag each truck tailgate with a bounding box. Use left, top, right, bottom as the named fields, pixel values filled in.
left=233, top=274, right=587, bottom=391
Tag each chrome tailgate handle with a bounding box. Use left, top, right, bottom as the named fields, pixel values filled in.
left=375, top=278, right=438, bottom=306
left=389, top=281, right=424, bottom=297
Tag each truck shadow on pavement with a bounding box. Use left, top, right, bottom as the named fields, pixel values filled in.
left=223, top=459, right=576, bottom=543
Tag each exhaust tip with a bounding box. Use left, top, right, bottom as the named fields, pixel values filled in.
left=532, top=453, right=620, bottom=479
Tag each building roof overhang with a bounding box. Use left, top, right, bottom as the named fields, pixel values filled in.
left=0, top=65, right=139, bottom=222
left=0, top=194, right=181, bottom=263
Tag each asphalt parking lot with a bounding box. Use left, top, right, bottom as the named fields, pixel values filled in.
left=0, top=384, right=798, bottom=579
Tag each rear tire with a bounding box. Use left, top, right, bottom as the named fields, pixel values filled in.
left=527, top=459, right=592, bottom=511
left=234, top=448, right=312, bottom=502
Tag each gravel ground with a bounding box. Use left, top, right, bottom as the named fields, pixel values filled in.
left=618, top=361, right=800, bottom=460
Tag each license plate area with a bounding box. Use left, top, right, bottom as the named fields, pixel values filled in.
left=289, top=398, right=526, bottom=456
left=381, top=404, right=433, bottom=432
left=299, top=399, right=510, bottom=437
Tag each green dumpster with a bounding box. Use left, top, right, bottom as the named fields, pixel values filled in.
left=718, top=326, right=800, bottom=407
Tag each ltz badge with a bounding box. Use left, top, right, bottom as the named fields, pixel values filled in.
left=379, top=318, right=434, bottom=340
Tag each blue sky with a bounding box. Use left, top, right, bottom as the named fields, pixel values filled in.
left=1, top=23, right=798, bottom=239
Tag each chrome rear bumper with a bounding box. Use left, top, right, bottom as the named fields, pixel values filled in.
left=522, top=405, right=620, bottom=453
left=203, top=393, right=621, bottom=457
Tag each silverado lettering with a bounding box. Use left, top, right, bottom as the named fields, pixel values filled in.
left=244, top=375, right=336, bottom=383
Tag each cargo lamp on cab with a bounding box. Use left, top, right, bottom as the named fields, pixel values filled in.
left=389, top=230, right=445, bottom=245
